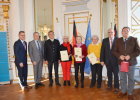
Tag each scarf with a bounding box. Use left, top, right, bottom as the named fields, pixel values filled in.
left=76, top=43, right=82, bottom=47
left=62, top=42, right=71, bottom=54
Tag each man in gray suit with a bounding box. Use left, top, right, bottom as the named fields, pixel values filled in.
left=28, top=32, right=45, bottom=89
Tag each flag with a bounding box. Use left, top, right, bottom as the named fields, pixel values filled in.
left=55, top=22, right=63, bottom=44
left=84, top=20, right=92, bottom=74
left=72, top=20, right=77, bottom=46
left=114, top=24, right=118, bottom=37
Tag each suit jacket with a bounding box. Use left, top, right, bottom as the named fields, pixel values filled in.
left=100, top=37, right=118, bottom=66
left=44, top=39, right=60, bottom=62
left=112, top=36, right=140, bottom=66
left=14, top=39, right=27, bottom=65
left=28, top=40, right=44, bottom=63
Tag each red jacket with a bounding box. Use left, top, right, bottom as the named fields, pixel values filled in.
left=72, top=44, right=87, bottom=63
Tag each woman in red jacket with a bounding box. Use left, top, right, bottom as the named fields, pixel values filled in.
left=60, top=36, right=72, bottom=86
left=73, top=36, right=87, bottom=88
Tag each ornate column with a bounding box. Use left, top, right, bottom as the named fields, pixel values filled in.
left=8, top=0, right=21, bottom=58
left=118, top=0, right=131, bottom=36
left=23, top=0, right=34, bottom=42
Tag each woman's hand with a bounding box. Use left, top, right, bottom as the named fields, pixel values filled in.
left=79, top=55, right=84, bottom=58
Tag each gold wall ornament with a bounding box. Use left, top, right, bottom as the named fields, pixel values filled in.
left=0, top=25, right=4, bottom=31
left=103, top=0, right=106, bottom=2
left=2, top=5, right=9, bottom=19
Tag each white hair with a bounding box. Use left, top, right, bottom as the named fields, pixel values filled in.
left=108, top=28, right=114, bottom=32
left=92, top=35, right=99, bottom=40
left=63, top=35, right=69, bottom=39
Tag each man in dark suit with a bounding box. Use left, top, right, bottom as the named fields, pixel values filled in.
left=44, top=31, right=61, bottom=87
left=113, top=27, right=140, bottom=100
left=14, top=31, right=32, bottom=90
left=100, top=28, right=119, bottom=93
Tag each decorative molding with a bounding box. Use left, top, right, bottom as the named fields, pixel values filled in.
left=62, top=0, right=90, bottom=12
left=64, top=11, right=89, bottom=43
left=2, top=5, right=9, bottom=19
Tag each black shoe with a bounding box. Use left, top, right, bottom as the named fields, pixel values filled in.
left=106, top=86, right=112, bottom=90
left=114, top=88, right=119, bottom=94
left=25, top=85, right=32, bottom=89
left=56, top=83, right=61, bottom=86
left=90, top=84, right=95, bottom=88
left=38, top=83, right=45, bottom=87
left=75, top=84, right=78, bottom=88
left=35, top=84, right=39, bottom=89
left=63, top=81, right=66, bottom=86
left=97, top=85, right=101, bottom=88
left=81, top=84, right=84, bottom=88
left=49, top=83, right=53, bottom=87
left=67, top=81, right=71, bottom=86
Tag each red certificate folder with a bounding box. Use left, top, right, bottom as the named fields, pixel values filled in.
left=120, top=61, right=129, bottom=72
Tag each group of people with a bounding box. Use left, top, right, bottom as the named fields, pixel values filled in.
left=14, top=27, right=140, bottom=100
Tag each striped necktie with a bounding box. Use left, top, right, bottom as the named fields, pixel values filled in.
left=37, top=41, right=41, bottom=51
left=23, top=41, right=26, bottom=50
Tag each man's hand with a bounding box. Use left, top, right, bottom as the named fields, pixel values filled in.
left=19, top=63, right=24, bottom=67
left=58, top=60, right=60, bottom=64
left=32, top=61, right=37, bottom=66
left=120, top=55, right=125, bottom=60
left=45, top=61, right=48, bottom=64
left=125, top=55, right=130, bottom=61
left=101, top=62, right=104, bottom=66
left=43, top=61, right=46, bottom=64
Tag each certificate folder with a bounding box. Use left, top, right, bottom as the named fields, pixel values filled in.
left=87, top=53, right=97, bottom=65
left=60, top=50, right=69, bottom=61
left=74, top=47, right=82, bottom=61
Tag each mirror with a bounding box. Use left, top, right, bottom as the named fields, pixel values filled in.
left=34, top=0, right=53, bottom=40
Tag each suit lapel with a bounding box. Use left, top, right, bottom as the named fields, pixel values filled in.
left=33, top=40, right=43, bottom=52
left=19, top=39, right=26, bottom=51
left=33, top=40, right=39, bottom=52
left=111, top=37, right=117, bottom=50
left=107, top=38, right=111, bottom=50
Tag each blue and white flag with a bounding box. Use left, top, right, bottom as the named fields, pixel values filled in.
left=84, top=20, right=92, bottom=74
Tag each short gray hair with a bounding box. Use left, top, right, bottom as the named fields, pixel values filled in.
left=33, top=32, right=39, bottom=35
left=92, top=35, right=99, bottom=40
left=108, top=28, right=114, bottom=33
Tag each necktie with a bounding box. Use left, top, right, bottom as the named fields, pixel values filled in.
left=110, top=38, right=113, bottom=49
left=124, top=39, right=127, bottom=50
left=37, top=41, right=41, bottom=51
left=23, top=41, right=26, bottom=50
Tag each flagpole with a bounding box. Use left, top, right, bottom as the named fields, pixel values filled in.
left=89, top=14, right=92, bottom=21
left=56, top=17, right=59, bottom=23
left=73, top=13, right=75, bottom=21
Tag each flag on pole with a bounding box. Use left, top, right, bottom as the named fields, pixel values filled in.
left=72, top=20, right=78, bottom=65
left=84, top=20, right=92, bottom=74
left=72, top=20, right=77, bottom=46
left=114, top=24, right=118, bottom=37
